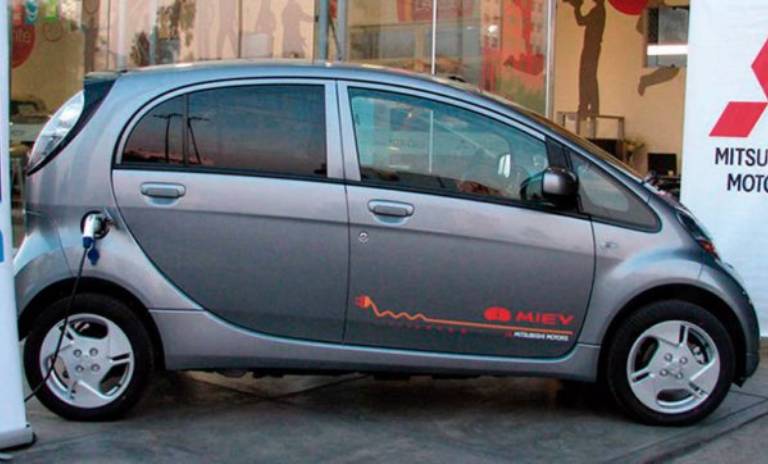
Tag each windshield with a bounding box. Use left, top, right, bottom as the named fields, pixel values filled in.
left=474, top=90, right=645, bottom=181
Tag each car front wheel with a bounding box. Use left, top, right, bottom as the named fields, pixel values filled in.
left=606, top=300, right=735, bottom=426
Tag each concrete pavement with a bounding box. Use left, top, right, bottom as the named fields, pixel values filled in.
left=7, top=360, right=768, bottom=463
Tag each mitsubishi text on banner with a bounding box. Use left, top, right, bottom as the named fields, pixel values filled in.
left=681, top=0, right=768, bottom=335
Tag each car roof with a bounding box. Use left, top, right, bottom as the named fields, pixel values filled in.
left=122, top=59, right=468, bottom=88
left=108, top=59, right=541, bottom=125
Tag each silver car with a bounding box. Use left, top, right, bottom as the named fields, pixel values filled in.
left=15, top=62, right=760, bottom=425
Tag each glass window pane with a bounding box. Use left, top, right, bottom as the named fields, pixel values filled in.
left=187, top=85, right=327, bottom=177
left=436, top=0, right=550, bottom=114
left=350, top=88, right=549, bottom=203
left=347, top=0, right=433, bottom=73
left=123, top=96, right=185, bottom=165
left=572, top=155, right=657, bottom=229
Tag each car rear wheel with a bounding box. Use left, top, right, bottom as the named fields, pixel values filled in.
left=24, top=293, right=154, bottom=421
left=606, top=300, right=735, bottom=426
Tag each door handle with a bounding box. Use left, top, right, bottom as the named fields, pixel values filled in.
left=368, top=200, right=415, bottom=218
left=141, top=183, right=186, bottom=199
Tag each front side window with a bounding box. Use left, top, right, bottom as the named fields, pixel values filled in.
left=122, top=85, right=327, bottom=178
left=572, top=155, right=658, bottom=229
left=349, top=88, right=549, bottom=204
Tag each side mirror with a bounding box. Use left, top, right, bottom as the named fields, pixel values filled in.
left=520, top=167, right=579, bottom=207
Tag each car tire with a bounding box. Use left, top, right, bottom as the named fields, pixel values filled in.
left=605, top=300, right=735, bottom=426
left=24, top=293, right=154, bottom=421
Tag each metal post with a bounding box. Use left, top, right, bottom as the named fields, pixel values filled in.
left=336, top=0, right=347, bottom=61
left=106, top=0, right=112, bottom=68
left=545, top=0, right=556, bottom=118
left=0, top=0, right=34, bottom=451
left=115, top=0, right=127, bottom=68
left=317, top=0, right=329, bottom=61
left=430, top=0, right=437, bottom=74
left=148, top=0, right=158, bottom=65
left=237, top=0, right=243, bottom=58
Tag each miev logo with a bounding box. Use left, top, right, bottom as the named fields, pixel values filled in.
left=710, top=37, right=768, bottom=138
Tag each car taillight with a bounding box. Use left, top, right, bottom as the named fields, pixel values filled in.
left=26, top=91, right=84, bottom=174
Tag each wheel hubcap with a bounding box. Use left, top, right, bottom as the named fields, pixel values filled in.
left=38, top=313, right=135, bottom=409
left=626, top=320, right=720, bottom=415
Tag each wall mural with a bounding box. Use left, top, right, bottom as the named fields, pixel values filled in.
left=486, top=0, right=549, bottom=114
left=563, top=0, right=682, bottom=117
left=564, top=0, right=606, bottom=117
left=636, top=0, right=680, bottom=96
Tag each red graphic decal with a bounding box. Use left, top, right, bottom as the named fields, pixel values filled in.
left=608, top=0, right=649, bottom=16
left=355, top=295, right=574, bottom=336
left=501, top=0, right=545, bottom=76
left=484, top=306, right=512, bottom=322
left=12, top=23, right=35, bottom=69
left=397, top=0, right=474, bottom=22
left=711, top=38, right=768, bottom=138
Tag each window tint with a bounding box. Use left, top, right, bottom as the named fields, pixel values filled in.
left=349, top=88, right=549, bottom=204
left=187, top=85, right=326, bottom=176
left=123, top=96, right=184, bottom=165
left=571, top=155, right=658, bottom=229
left=122, top=85, right=327, bottom=178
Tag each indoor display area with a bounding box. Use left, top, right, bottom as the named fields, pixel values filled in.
left=9, top=0, right=689, bottom=235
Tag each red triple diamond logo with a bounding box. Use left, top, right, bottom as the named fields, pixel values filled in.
left=711, top=37, right=768, bottom=138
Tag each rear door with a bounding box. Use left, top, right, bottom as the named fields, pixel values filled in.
left=339, top=83, right=595, bottom=358
left=112, top=80, right=349, bottom=342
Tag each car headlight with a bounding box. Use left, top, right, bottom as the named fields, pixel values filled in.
left=26, top=91, right=84, bottom=173
left=677, top=210, right=719, bottom=260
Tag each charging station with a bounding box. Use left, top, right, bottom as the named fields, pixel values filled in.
left=0, top=0, right=35, bottom=451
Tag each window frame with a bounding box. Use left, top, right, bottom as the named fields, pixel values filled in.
left=338, top=81, right=578, bottom=215
left=113, top=79, right=343, bottom=182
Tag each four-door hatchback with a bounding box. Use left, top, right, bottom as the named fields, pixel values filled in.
left=16, top=62, right=759, bottom=425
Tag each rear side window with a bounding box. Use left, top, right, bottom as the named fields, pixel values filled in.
left=571, top=155, right=658, bottom=230
left=123, top=97, right=185, bottom=165
left=121, top=85, right=327, bottom=178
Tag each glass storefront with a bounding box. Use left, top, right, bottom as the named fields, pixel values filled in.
left=343, top=0, right=551, bottom=114
left=9, top=0, right=552, bottom=139
left=10, top=0, right=318, bottom=133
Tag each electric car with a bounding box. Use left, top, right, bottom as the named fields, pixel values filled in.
left=15, top=62, right=759, bottom=425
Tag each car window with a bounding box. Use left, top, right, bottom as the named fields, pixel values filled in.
left=123, top=96, right=185, bottom=165
left=122, top=85, right=327, bottom=178
left=349, top=88, right=549, bottom=203
left=571, top=155, right=658, bottom=229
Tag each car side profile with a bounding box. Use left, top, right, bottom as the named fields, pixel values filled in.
left=15, top=62, right=759, bottom=425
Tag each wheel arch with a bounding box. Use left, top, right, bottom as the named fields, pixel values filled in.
left=598, top=283, right=747, bottom=383
left=18, top=277, right=166, bottom=370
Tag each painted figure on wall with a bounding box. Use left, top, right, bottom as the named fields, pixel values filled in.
left=565, top=0, right=606, bottom=117
left=253, top=0, right=276, bottom=57
left=636, top=0, right=680, bottom=96
left=281, top=0, right=313, bottom=58
left=504, top=0, right=545, bottom=76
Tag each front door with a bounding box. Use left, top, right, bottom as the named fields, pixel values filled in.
left=112, top=81, right=349, bottom=342
left=340, top=85, right=595, bottom=358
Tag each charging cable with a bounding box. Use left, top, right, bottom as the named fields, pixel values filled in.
left=25, top=213, right=108, bottom=402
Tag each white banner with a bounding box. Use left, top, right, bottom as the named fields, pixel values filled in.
left=681, top=1, right=768, bottom=335
left=0, top=0, right=33, bottom=450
